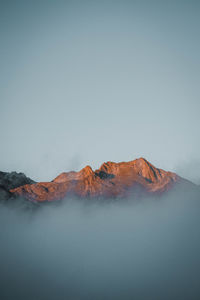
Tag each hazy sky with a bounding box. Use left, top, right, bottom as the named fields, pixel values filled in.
left=0, top=0, right=200, bottom=181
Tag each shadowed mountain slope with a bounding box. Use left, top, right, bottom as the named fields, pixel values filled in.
left=0, top=171, right=35, bottom=201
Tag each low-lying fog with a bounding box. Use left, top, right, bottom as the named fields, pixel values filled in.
left=0, top=187, right=200, bottom=300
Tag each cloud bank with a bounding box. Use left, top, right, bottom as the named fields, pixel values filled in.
left=0, top=187, right=200, bottom=300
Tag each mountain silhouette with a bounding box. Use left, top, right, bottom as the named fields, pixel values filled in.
left=8, top=157, right=195, bottom=202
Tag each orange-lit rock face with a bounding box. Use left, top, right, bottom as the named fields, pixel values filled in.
left=10, top=158, right=179, bottom=202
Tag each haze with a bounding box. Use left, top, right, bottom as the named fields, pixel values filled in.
left=0, top=0, right=200, bottom=181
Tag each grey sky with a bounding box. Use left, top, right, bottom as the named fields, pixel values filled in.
left=0, top=0, right=200, bottom=181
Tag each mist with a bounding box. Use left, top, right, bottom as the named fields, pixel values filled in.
left=0, top=186, right=200, bottom=300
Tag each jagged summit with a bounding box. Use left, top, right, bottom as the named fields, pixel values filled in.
left=9, top=157, right=183, bottom=202
left=79, top=165, right=94, bottom=176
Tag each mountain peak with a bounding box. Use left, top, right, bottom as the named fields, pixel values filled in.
left=80, top=165, right=94, bottom=176
left=10, top=157, right=181, bottom=202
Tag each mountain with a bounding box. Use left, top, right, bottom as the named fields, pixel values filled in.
left=8, top=157, right=193, bottom=202
left=0, top=171, right=35, bottom=202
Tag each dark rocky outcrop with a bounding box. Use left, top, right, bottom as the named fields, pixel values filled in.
left=0, top=171, right=35, bottom=202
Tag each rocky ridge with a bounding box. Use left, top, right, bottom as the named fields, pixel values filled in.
left=0, top=171, right=35, bottom=201
left=9, top=158, right=181, bottom=202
